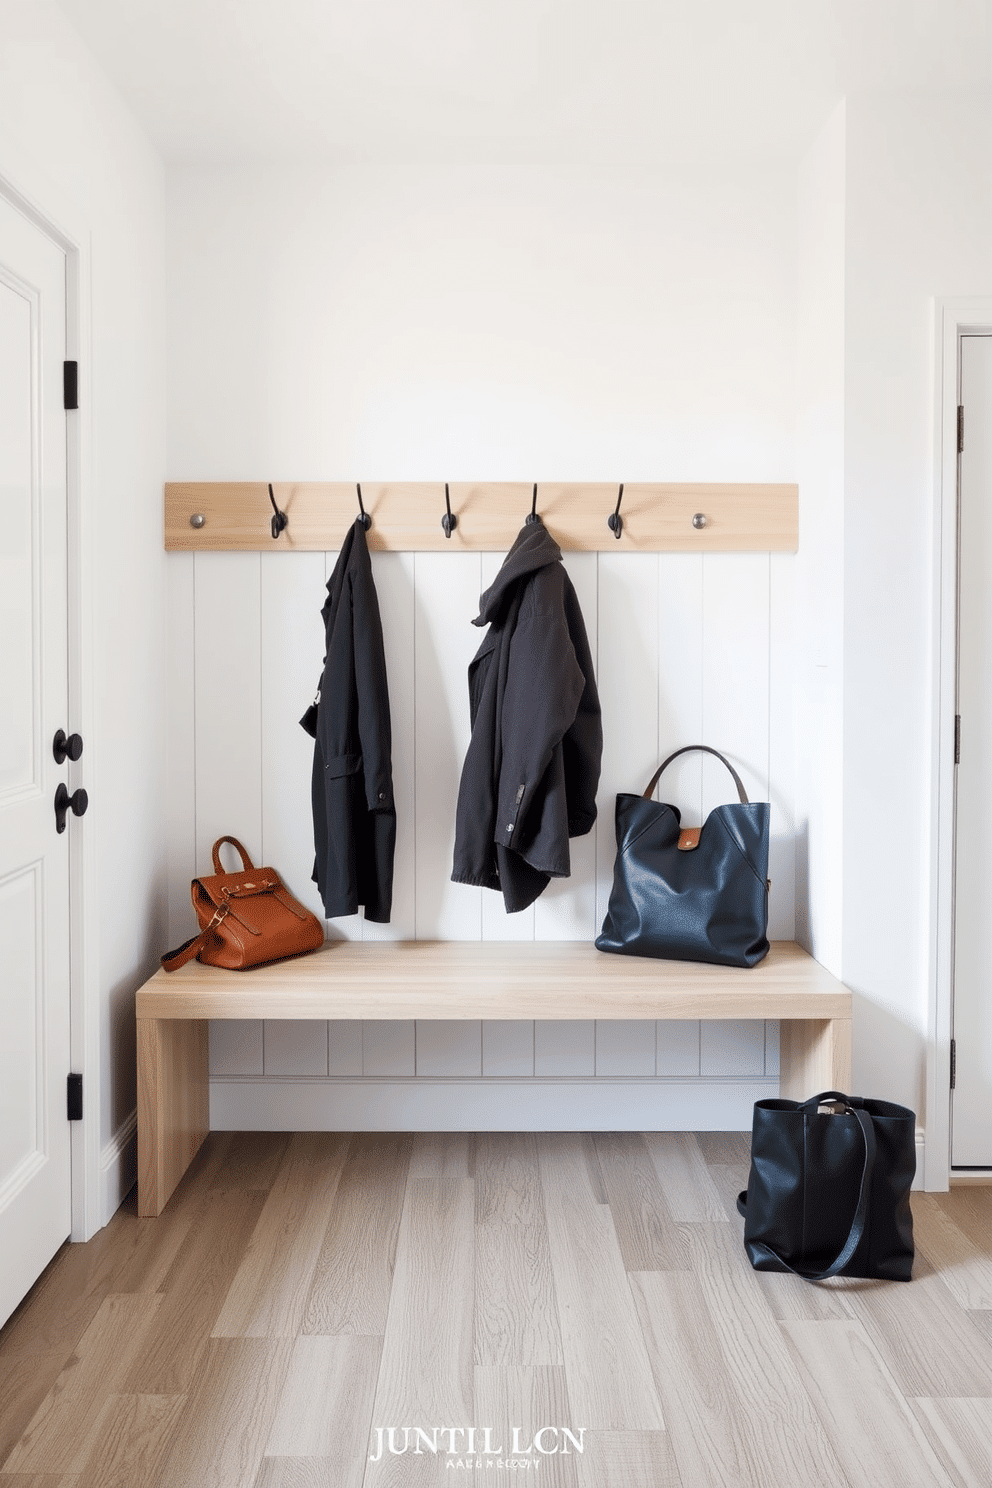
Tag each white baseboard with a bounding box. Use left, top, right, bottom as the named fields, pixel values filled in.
left=100, top=1110, right=137, bottom=1224
left=915, top=1129, right=925, bottom=1191
left=210, top=1076, right=779, bottom=1132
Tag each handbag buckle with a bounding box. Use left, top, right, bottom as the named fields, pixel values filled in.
left=206, top=901, right=231, bottom=931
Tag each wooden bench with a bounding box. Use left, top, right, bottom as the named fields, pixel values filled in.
left=135, top=939, right=852, bottom=1217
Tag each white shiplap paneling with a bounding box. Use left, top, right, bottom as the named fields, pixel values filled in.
left=327, top=1020, right=363, bottom=1076
left=363, top=1019, right=416, bottom=1076
left=210, top=1020, right=263, bottom=1077
left=166, top=553, right=196, bottom=948
left=414, top=550, right=483, bottom=940
left=656, top=551, right=704, bottom=819
left=482, top=1021, right=534, bottom=1076
left=264, top=1020, right=328, bottom=1078
left=368, top=550, right=417, bottom=941
left=768, top=550, right=797, bottom=939
left=656, top=1021, right=701, bottom=1077
left=536, top=550, right=600, bottom=942
left=701, top=553, right=770, bottom=815
left=194, top=552, right=263, bottom=875
left=595, top=552, right=660, bottom=931
left=595, top=1020, right=657, bottom=1077
left=700, top=1019, right=767, bottom=1077
left=415, top=1020, right=483, bottom=1077
left=260, top=549, right=327, bottom=923
left=535, top=1020, right=596, bottom=1077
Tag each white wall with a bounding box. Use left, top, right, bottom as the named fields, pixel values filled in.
left=166, top=163, right=798, bottom=1127
left=842, top=90, right=992, bottom=1119
left=795, top=103, right=846, bottom=972
left=167, top=163, right=796, bottom=484
left=0, top=0, right=167, bottom=1228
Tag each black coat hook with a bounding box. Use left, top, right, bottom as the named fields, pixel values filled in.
left=526, top=482, right=541, bottom=526
left=607, top=483, right=624, bottom=540
left=268, top=483, right=289, bottom=540
left=356, top=483, right=371, bottom=531
left=441, top=482, right=457, bottom=538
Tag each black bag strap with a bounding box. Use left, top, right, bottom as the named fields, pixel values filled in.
left=736, top=1100, right=877, bottom=1281
left=160, top=896, right=233, bottom=972
left=643, top=745, right=749, bottom=804
left=160, top=929, right=211, bottom=972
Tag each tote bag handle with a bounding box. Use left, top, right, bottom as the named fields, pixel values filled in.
left=643, top=745, right=749, bottom=804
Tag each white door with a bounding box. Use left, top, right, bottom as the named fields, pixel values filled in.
left=0, top=192, right=74, bottom=1325
left=952, top=331, right=992, bottom=1169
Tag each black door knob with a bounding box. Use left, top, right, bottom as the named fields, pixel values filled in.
left=55, top=783, right=88, bottom=834
left=53, top=729, right=84, bottom=764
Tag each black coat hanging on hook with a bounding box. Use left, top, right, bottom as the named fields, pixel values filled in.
left=300, top=517, right=395, bottom=921
left=451, top=518, right=603, bottom=913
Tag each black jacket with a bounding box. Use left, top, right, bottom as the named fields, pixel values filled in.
left=451, top=521, right=603, bottom=913
left=300, top=519, right=395, bottom=921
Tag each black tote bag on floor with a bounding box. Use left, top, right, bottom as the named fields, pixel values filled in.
left=595, top=745, right=770, bottom=968
left=737, top=1091, right=916, bottom=1281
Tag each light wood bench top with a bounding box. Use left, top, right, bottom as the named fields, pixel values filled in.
left=136, top=939, right=853, bottom=1216
left=136, top=939, right=850, bottom=1022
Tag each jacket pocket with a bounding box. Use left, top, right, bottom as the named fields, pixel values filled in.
left=323, top=752, right=362, bottom=779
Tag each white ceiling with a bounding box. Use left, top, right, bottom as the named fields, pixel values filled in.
left=56, top=0, right=992, bottom=166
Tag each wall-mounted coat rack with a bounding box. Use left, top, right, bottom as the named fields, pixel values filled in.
left=165, top=481, right=798, bottom=553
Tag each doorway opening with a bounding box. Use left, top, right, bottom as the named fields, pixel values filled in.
left=931, top=301, right=992, bottom=1187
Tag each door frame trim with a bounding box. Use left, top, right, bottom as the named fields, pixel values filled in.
left=0, top=163, right=100, bottom=1240
left=930, top=298, right=992, bottom=1189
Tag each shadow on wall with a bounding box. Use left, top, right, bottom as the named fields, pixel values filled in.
left=852, top=992, right=925, bottom=1118
left=791, top=817, right=924, bottom=1116
left=110, top=870, right=169, bottom=1133
left=794, top=816, right=810, bottom=950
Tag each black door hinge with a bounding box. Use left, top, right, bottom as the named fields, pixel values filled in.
left=67, top=1072, right=83, bottom=1121
left=955, top=715, right=961, bottom=764
left=950, top=1039, right=956, bottom=1090
left=63, top=361, right=78, bottom=410
left=958, top=405, right=964, bottom=453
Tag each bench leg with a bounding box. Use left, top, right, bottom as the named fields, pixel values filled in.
left=137, top=1017, right=209, bottom=1218
left=779, top=1017, right=852, bottom=1101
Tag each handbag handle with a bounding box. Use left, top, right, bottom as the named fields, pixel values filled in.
left=736, top=1099, right=877, bottom=1281
left=643, top=746, right=749, bottom=804
left=211, top=836, right=256, bottom=874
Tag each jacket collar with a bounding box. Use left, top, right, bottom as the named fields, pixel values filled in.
left=474, top=520, right=563, bottom=627
left=322, top=517, right=369, bottom=624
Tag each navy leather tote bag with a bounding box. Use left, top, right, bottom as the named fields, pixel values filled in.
left=596, top=745, right=769, bottom=968
left=737, top=1091, right=916, bottom=1281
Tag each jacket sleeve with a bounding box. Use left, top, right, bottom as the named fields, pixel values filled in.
left=351, top=562, right=394, bottom=814
left=495, top=573, right=584, bottom=857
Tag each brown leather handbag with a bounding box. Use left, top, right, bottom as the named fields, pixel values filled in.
left=161, top=836, right=325, bottom=972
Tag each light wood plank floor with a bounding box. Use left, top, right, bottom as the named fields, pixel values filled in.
left=1, top=1132, right=990, bottom=1488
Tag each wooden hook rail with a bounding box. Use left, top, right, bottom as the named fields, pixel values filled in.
left=165, top=481, right=798, bottom=553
